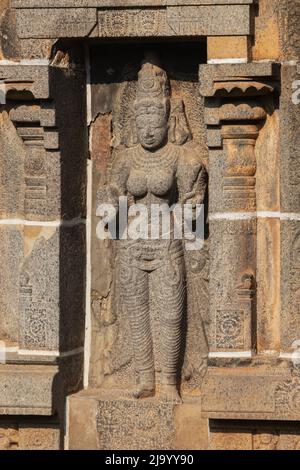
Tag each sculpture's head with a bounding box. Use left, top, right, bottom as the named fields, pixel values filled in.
left=134, top=53, right=170, bottom=151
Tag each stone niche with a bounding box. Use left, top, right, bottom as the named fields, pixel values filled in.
left=0, top=0, right=300, bottom=451
left=68, top=41, right=210, bottom=450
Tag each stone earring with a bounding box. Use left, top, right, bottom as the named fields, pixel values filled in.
left=124, top=117, right=139, bottom=148
left=168, top=98, right=191, bottom=146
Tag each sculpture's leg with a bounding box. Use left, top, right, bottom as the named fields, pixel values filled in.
left=120, top=260, right=155, bottom=398
left=152, top=258, right=186, bottom=403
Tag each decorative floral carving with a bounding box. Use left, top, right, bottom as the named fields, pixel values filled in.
left=216, top=310, right=244, bottom=349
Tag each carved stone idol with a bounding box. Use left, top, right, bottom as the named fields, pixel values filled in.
left=100, top=53, right=207, bottom=402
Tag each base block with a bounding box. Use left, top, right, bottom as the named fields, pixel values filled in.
left=67, top=389, right=208, bottom=450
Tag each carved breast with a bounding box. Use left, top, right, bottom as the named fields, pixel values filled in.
left=127, top=170, right=174, bottom=197
left=127, top=171, right=147, bottom=197
left=127, top=145, right=178, bottom=198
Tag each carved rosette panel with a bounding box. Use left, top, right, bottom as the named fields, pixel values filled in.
left=275, top=377, right=300, bottom=419
left=96, top=400, right=175, bottom=450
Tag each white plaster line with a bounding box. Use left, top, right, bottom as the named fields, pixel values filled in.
left=209, top=212, right=256, bottom=221
left=83, top=39, right=93, bottom=390
left=84, top=156, right=93, bottom=389
left=85, top=43, right=92, bottom=126
left=17, top=347, right=84, bottom=358
left=279, top=353, right=298, bottom=360
left=0, top=59, right=50, bottom=65
left=280, top=213, right=300, bottom=221
left=2, top=347, right=19, bottom=353
left=280, top=353, right=292, bottom=360
left=281, top=61, right=299, bottom=66
left=0, top=218, right=86, bottom=227
left=65, top=395, right=70, bottom=451
left=257, top=211, right=281, bottom=219
left=209, top=351, right=252, bottom=358
left=210, top=212, right=300, bottom=221
left=263, top=350, right=279, bottom=356
left=256, top=211, right=300, bottom=220
left=207, top=58, right=248, bottom=64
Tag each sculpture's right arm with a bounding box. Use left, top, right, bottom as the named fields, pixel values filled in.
left=98, top=151, right=129, bottom=209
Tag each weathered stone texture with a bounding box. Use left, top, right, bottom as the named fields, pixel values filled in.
left=0, top=226, right=23, bottom=345
left=0, top=365, right=59, bottom=415
left=280, top=65, right=300, bottom=353
left=0, top=0, right=299, bottom=452
left=0, top=421, right=61, bottom=450
left=68, top=391, right=208, bottom=450
left=210, top=421, right=300, bottom=450
left=278, top=0, right=300, bottom=61
left=280, top=65, right=300, bottom=214
left=20, top=225, right=85, bottom=352
left=19, top=424, right=60, bottom=450
left=11, top=2, right=254, bottom=39
left=202, top=366, right=300, bottom=420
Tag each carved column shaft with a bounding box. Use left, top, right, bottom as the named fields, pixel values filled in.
left=209, top=120, right=260, bottom=355
left=200, top=63, right=279, bottom=359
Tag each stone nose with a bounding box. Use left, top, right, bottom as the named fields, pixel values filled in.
left=145, top=128, right=154, bottom=137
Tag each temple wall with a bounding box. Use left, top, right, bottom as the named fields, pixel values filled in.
left=0, top=0, right=299, bottom=450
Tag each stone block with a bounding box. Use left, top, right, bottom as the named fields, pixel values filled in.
left=98, top=5, right=252, bottom=38
left=201, top=366, right=300, bottom=420
left=280, top=64, right=300, bottom=213
left=209, top=420, right=300, bottom=450
left=0, top=111, right=26, bottom=220
left=0, top=65, right=50, bottom=100
left=11, top=1, right=255, bottom=6
left=0, top=365, right=59, bottom=415
left=210, top=426, right=253, bottom=450
left=280, top=220, right=300, bottom=352
left=20, top=224, right=85, bottom=352
left=0, top=424, right=19, bottom=450
left=0, top=226, right=23, bottom=346
left=278, top=0, right=300, bottom=61
left=0, top=6, right=55, bottom=60
left=174, top=403, right=209, bottom=450
left=16, top=8, right=97, bottom=39
left=208, top=36, right=250, bottom=61
left=19, top=424, right=61, bottom=450
left=209, top=219, right=256, bottom=352
left=252, top=0, right=280, bottom=61
left=0, top=421, right=61, bottom=450
left=68, top=390, right=207, bottom=450
left=200, top=62, right=279, bottom=97
left=12, top=2, right=254, bottom=39
left=256, top=217, right=280, bottom=353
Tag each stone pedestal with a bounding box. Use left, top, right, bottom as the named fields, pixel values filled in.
left=68, top=389, right=208, bottom=450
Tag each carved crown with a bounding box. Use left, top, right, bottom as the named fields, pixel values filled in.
left=135, top=52, right=169, bottom=104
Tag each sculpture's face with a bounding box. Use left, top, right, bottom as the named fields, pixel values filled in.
left=135, top=103, right=168, bottom=150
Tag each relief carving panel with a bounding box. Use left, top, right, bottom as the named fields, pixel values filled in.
left=89, top=45, right=209, bottom=402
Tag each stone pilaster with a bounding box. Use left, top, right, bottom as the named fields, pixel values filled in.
left=0, top=60, right=87, bottom=438
left=199, top=62, right=279, bottom=357
left=199, top=62, right=294, bottom=421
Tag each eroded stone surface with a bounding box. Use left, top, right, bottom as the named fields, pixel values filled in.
left=0, top=0, right=299, bottom=452
left=68, top=391, right=208, bottom=450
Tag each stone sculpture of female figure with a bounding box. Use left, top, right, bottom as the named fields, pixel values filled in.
left=101, top=53, right=206, bottom=402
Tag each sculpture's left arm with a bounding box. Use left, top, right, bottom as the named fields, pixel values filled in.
left=176, top=147, right=207, bottom=205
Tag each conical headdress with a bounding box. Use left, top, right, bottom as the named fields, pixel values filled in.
left=135, top=52, right=169, bottom=105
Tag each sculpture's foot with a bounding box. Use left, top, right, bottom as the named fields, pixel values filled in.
left=133, top=385, right=155, bottom=400
left=160, top=384, right=182, bottom=404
